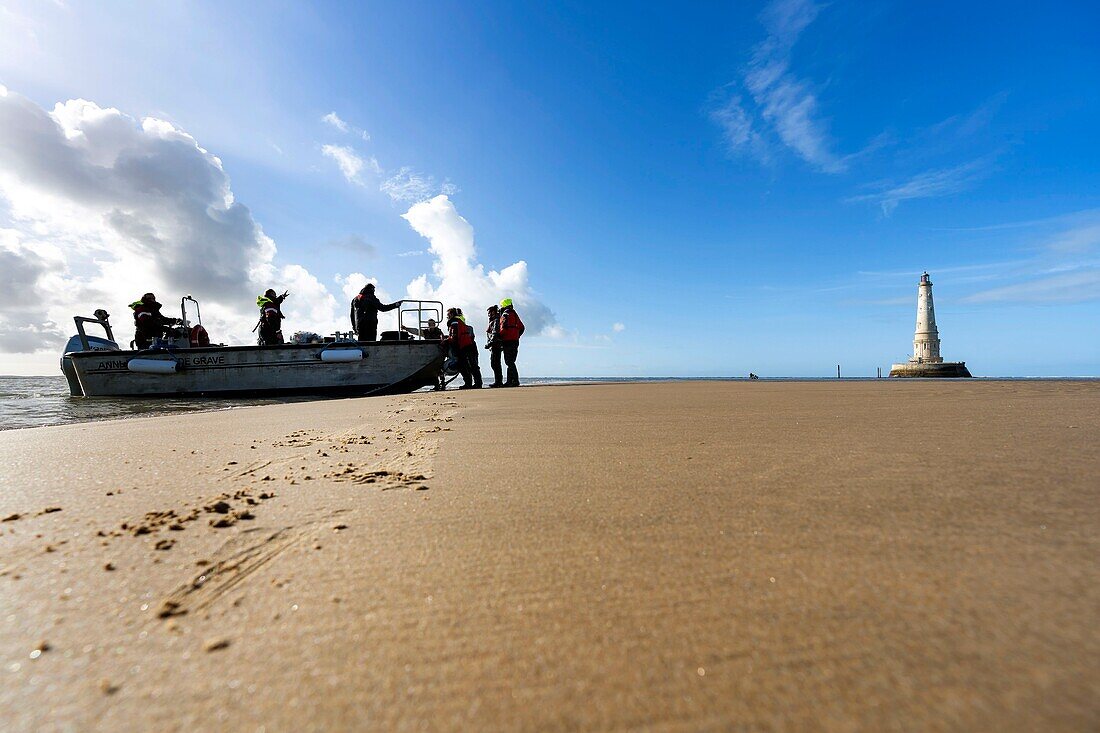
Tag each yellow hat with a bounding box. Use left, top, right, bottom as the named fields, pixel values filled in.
left=500, top=298, right=513, bottom=308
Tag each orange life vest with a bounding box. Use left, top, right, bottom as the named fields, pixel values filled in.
left=499, top=308, right=524, bottom=342
left=450, top=320, right=474, bottom=349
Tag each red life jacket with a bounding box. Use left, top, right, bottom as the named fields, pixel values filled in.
left=499, top=308, right=524, bottom=342
left=450, top=321, right=475, bottom=349
left=132, top=304, right=153, bottom=325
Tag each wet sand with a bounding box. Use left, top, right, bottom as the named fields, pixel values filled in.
left=1, top=381, right=1098, bottom=730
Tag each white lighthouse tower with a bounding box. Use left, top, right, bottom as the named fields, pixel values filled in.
left=889, top=271, right=971, bottom=377
left=912, top=272, right=942, bottom=364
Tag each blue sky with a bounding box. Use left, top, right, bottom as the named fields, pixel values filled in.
left=1, top=0, right=1098, bottom=376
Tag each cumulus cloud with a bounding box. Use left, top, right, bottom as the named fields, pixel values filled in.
left=612, top=322, right=625, bottom=332
left=401, top=195, right=557, bottom=341
left=710, top=0, right=844, bottom=173
left=0, top=237, right=67, bottom=352
left=0, top=85, right=343, bottom=358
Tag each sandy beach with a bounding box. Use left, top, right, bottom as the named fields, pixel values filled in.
left=1, top=381, right=1098, bottom=731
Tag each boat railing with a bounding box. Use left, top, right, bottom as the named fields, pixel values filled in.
left=73, top=310, right=116, bottom=351
left=397, top=300, right=444, bottom=339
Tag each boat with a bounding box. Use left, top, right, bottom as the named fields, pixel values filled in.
left=60, top=297, right=446, bottom=398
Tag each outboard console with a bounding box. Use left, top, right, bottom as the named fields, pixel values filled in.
left=61, top=310, right=120, bottom=396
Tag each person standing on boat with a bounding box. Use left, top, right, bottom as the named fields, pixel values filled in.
left=485, top=304, right=504, bottom=387
left=256, top=289, right=288, bottom=345
left=498, top=298, right=525, bottom=387
left=350, top=283, right=400, bottom=342
left=130, top=293, right=180, bottom=349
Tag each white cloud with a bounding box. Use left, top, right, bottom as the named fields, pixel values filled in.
left=612, top=322, right=625, bottom=332
left=1048, top=223, right=1100, bottom=254
left=0, top=86, right=343, bottom=360
left=848, top=158, right=992, bottom=215
left=321, top=147, right=451, bottom=205
left=401, top=195, right=557, bottom=341
left=322, top=111, right=370, bottom=141
left=960, top=215, right=1100, bottom=304
left=322, top=111, right=349, bottom=133
left=710, top=93, right=762, bottom=154
left=381, top=167, right=440, bottom=204
left=711, top=0, right=843, bottom=173
left=964, top=268, right=1100, bottom=304
left=321, top=144, right=380, bottom=185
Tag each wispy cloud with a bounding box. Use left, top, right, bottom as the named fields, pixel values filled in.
left=325, top=234, right=377, bottom=257
left=924, top=92, right=1009, bottom=142
left=965, top=267, right=1100, bottom=304
left=1048, top=222, right=1100, bottom=253
left=381, top=167, right=441, bottom=204
left=319, top=118, right=454, bottom=204
left=320, top=144, right=380, bottom=185
left=322, top=111, right=348, bottom=133
left=847, top=157, right=993, bottom=215
left=710, top=0, right=845, bottom=173
left=322, top=111, right=370, bottom=141
left=612, top=322, right=625, bottom=332
left=960, top=213, right=1100, bottom=303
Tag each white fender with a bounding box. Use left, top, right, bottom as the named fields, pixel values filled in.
left=320, top=349, right=362, bottom=363
left=127, top=358, right=180, bottom=374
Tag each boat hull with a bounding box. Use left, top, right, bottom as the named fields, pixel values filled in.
left=66, top=341, right=444, bottom=397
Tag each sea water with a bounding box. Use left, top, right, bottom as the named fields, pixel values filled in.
left=0, top=375, right=732, bottom=430
left=1, top=375, right=1093, bottom=431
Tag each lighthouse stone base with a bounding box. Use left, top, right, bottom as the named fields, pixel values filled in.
left=889, top=362, right=972, bottom=378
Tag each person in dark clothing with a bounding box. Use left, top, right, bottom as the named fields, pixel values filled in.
left=484, top=304, right=504, bottom=387
left=129, top=293, right=179, bottom=349
left=256, top=289, right=288, bottom=345
left=443, top=308, right=474, bottom=389
left=401, top=318, right=444, bottom=341
left=350, top=283, right=399, bottom=342
left=497, top=298, right=525, bottom=387
left=402, top=318, right=447, bottom=390
left=459, top=315, right=482, bottom=388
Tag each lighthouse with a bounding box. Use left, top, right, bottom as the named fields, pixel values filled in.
left=912, top=272, right=941, bottom=363
left=889, top=272, right=972, bottom=378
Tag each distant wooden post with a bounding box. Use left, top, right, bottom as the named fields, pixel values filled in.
left=837, top=365, right=841, bottom=379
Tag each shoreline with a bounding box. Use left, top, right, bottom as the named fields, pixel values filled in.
left=2, top=381, right=1098, bottom=729
left=3, top=375, right=1100, bottom=434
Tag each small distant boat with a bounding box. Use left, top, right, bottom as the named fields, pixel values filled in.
left=60, top=297, right=445, bottom=398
